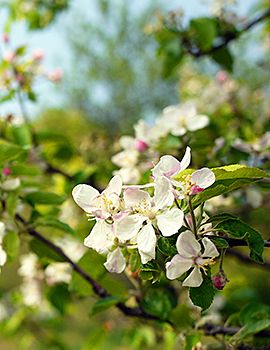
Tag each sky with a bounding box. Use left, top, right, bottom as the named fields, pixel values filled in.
left=0, top=0, right=257, bottom=118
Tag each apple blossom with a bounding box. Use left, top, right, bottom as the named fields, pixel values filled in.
left=104, top=247, right=126, bottom=273
left=166, top=231, right=219, bottom=287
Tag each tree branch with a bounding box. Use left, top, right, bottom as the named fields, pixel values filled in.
left=14, top=213, right=160, bottom=322
left=187, top=7, right=270, bottom=57
left=207, top=235, right=270, bottom=248
left=227, top=248, right=270, bottom=269
left=201, top=322, right=270, bottom=339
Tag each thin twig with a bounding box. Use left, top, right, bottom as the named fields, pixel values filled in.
left=202, top=323, right=270, bottom=338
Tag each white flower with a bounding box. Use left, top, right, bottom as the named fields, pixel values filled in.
left=104, top=247, right=126, bottom=273
left=115, top=177, right=184, bottom=264
left=166, top=231, right=219, bottom=287
left=1, top=178, right=21, bottom=191
left=111, top=149, right=139, bottom=168
left=45, top=262, right=72, bottom=284
left=113, top=167, right=141, bottom=184
left=72, top=175, right=123, bottom=219
left=0, top=222, right=6, bottom=243
left=152, top=147, right=191, bottom=181
left=163, top=102, right=209, bottom=136
left=0, top=223, right=7, bottom=269
left=18, top=253, right=39, bottom=279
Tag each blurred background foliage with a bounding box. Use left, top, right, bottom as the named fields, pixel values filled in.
left=0, top=0, right=270, bottom=349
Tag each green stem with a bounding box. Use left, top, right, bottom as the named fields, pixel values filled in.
left=219, top=249, right=226, bottom=270
left=188, top=196, right=198, bottom=239
left=174, top=199, right=190, bottom=229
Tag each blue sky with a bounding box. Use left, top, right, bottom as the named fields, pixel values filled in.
left=0, top=0, right=257, bottom=118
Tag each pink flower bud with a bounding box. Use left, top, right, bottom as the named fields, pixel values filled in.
left=2, top=167, right=11, bottom=176
left=32, top=49, right=44, bottom=61
left=216, top=70, right=228, bottom=84
left=212, top=271, right=228, bottom=290
left=15, top=74, right=25, bottom=84
left=2, top=33, right=9, bottom=44
left=3, top=51, right=15, bottom=63
left=190, top=185, right=204, bottom=195
left=48, top=68, right=63, bottom=82
left=134, top=139, right=148, bottom=152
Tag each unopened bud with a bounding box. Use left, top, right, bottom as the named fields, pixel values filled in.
left=216, top=70, right=228, bottom=84
left=190, top=185, right=204, bottom=195
left=48, top=68, right=63, bottom=82
left=2, top=33, right=9, bottom=44
left=212, top=271, right=228, bottom=290
left=32, top=49, right=44, bottom=61
left=134, top=139, right=148, bottom=152
left=2, top=167, right=11, bottom=176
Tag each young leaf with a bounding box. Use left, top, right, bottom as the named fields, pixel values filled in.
left=34, top=217, right=75, bottom=235
left=47, top=283, right=71, bottom=315
left=0, top=140, right=25, bottom=164
left=3, top=231, right=20, bottom=262
left=25, top=191, right=66, bottom=206
left=30, top=238, right=65, bottom=262
left=190, top=17, right=217, bottom=50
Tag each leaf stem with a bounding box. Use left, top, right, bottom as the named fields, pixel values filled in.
left=188, top=196, right=198, bottom=239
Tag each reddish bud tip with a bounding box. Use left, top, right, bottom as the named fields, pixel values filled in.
left=190, top=185, right=204, bottom=195
left=2, top=167, right=11, bottom=176
left=212, top=271, right=228, bottom=290
left=134, top=139, right=148, bottom=152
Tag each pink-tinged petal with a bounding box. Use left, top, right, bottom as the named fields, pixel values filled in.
left=189, top=185, right=204, bottom=195
left=137, top=223, right=157, bottom=264
left=114, top=215, right=144, bottom=241
left=84, top=221, right=114, bottom=254
left=176, top=231, right=201, bottom=257
left=153, top=177, right=174, bottom=209
left=72, top=184, right=100, bottom=213
left=165, top=254, right=193, bottom=280
left=182, top=266, right=203, bottom=287
left=152, top=155, right=181, bottom=178
left=156, top=208, right=184, bottom=237
left=124, top=187, right=151, bottom=209
left=104, top=248, right=126, bottom=273
left=180, top=146, right=191, bottom=171
left=104, top=175, right=122, bottom=197
left=191, top=168, right=215, bottom=189
left=201, top=238, right=219, bottom=258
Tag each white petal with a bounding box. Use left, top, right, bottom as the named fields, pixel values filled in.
left=114, top=215, right=144, bottom=241
left=137, top=223, right=157, bottom=264
left=0, top=248, right=7, bottom=266
left=1, top=178, right=20, bottom=191
left=191, top=168, right=215, bottom=189
left=176, top=231, right=201, bottom=257
left=182, top=266, right=203, bottom=287
left=119, top=136, right=135, bottom=149
left=153, top=177, right=174, bottom=210
left=72, top=184, right=100, bottom=213
left=152, top=155, right=181, bottom=178
left=111, top=150, right=138, bottom=168
left=124, top=187, right=151, bottom=209
left=186, top=114, right=209, bottom=131
left=0, top=222, right=5, bottom=241
left=180, top=147, right=191, bottom=171
left=165, top=254, right=193, bottom=280
left=84, top=221, right=114, bottom=254
left=156, top=208, right=184, bottom=237
left=104, top=247, right=126, bottom=273
left=201, top=238, right=219, bottom=258
left=103, top=175, right=122, bottom=197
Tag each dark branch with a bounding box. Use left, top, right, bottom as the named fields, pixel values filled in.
left=187, top=7, right=270, bottom=57
left=15, top=213, right=160, bottom=322
left=202, top=322, right=270, bottom=338
left=207, top=235, right=270, bottom=248
left=227, top=249, right=270, bottom=269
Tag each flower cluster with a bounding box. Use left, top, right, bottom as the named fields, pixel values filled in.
left=73, top=147, right=218, bottom=287
left=112, top=102, right=209, bottom=184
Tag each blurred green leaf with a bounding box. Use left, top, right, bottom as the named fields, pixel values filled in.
left=211, top=47, right=234, bottom=72
left=190, top=17, right=217, bottom=50
left=25, top=191, right=66, bottom=206
left=35, top=217, right=75, bottom=235
left=3, top=231, right=20, bottom=262
left=47, top=283, right=71, bottom=314
left=0, top=140, right=25, bottom=164
left=30, top=238, right=65, bottom=262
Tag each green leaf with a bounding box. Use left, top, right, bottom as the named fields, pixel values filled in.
left=184, top=332, right=201, bottom=350
left=208, top=237, right=229, bottom=249
left=190, top=17, right=217, bottom=50
left=3, top=231, right=20, bottom=262
left=47, top=283, right=71, bottom=315
left=35, top=217, right=75, bottom=235
left=140, top=261, right=161, bottom=283
left=189, top=274, right=215, bottom=311
left=157, top=236, right=177, bottom=257
left=0, top=140, right=25, bottom=164
left=211, top=47, right=234, bottom=72
left=25, top=191, right=66, bottom=206
left=10, top=164, right=41, bottom=176
left=90, top=296, right=121, bottom=316
left=129, top=251, right=140, bottom=272
left=212, top=215, right=264, bottom=263
left=192, top=165, right=269, bottom=208
left=30, top=238, right=65, bottom=262
left=141, top=288, right=177, bottom=320
left=6, top=192, right=18, bottom=217
left=239, top=303, right=270, bottom=326
left=231, top=319, right=270, bottom=342
left=10, top=125, right=32, bottom=149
